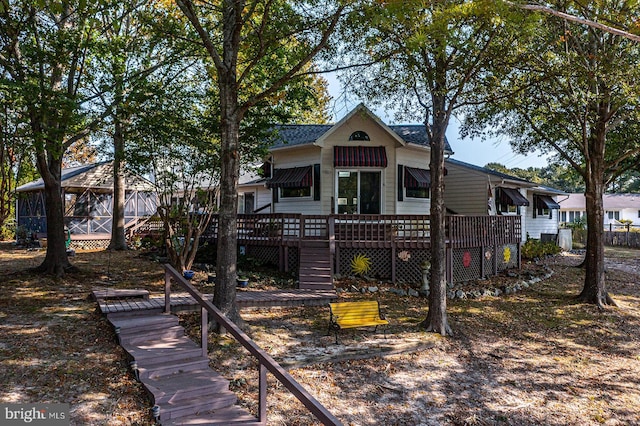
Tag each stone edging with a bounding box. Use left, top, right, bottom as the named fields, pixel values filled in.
left=336, top=265, right=555, bottom=300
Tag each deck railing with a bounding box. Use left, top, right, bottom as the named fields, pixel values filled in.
left=204, top=214, right=521, bottom=247
left=163, top=264, right=342, bottom=426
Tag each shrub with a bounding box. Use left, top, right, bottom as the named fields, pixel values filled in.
left=521, top=238, right=562, bottom=259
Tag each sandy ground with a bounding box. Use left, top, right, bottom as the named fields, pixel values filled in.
left=1, top=244, right=639, bottom=425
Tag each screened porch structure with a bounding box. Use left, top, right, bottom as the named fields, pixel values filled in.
left=16, top=162, right=158, bottom=249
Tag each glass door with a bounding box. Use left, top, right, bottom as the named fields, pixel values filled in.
left=337, top=171, right=358, bottom=214
left=336, top=170, right=381, bottom=214
left=360, top=171, right=381, bottom=214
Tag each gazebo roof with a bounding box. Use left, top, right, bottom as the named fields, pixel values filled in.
left=16, top=161, right=154, bottom=193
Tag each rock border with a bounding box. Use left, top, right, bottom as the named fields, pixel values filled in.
left=336, top=265, right=555, bottom=300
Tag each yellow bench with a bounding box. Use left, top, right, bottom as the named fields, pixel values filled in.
left=327, top=301, right=388, bottom=344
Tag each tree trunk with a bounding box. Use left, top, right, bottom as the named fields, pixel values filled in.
left=578, top=130, right=615, bottom=307
left=213, top=77, right=243, bottom=327
left=108, top=112, right=127, bottom=250
left=419, top=101, right=452, bottom=336
left=34, top=154, right=71, bottom=276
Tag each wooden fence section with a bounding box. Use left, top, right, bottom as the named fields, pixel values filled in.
left=447, top=215, right=522, bottom=248
left=604, top=230, right=640, bottom=248
left=164, top=265, right=342, bottom=426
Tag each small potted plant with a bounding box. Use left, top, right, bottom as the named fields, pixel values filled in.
left=236, top=276, right=249, bottom=288
left=183, top=270, right=195, bottom=280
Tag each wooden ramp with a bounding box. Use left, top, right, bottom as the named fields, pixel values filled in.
left=108, top=311, right=261, bottom=425
left=298, top=240, right=333, bottom=290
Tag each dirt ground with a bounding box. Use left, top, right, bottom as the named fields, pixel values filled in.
left=0, top=242, right=638, bottom=425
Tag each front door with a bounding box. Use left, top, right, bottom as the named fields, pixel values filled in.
left=336, top=170, right=381, bottom=214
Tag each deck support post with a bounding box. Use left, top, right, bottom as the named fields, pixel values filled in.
left=164, top=274, right=171, bottom=314
left=201, top=306, right=208, bottom=357
left=259, top=363, right=267, bottom=423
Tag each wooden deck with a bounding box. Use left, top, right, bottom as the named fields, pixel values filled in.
left=95, top=288, right=338, bottom=316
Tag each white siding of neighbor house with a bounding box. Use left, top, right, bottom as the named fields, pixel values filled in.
left=621, top=208, right=640, bottom=226
left=317, top=112, right=403, bottom=215
left=396, top=147, right=431, bottom=214
left=270, top=145, right=322, bottom=215
left=238, top=185, right=271, bottom=213
left=524, top=193, right=559, bottom=239
left=442, top=163, right=489, bottom=215
left=604, top=208, right=640, bottom=227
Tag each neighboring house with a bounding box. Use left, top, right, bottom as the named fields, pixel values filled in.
left=16, top=161, right=158, bottom=248
left=261, top=103, right=452, bottom=216
left=444, top=159, right=563, bottom=241
left=558, top=193, right=640, bottom=227
left=237, top=165, right=270, bottom=214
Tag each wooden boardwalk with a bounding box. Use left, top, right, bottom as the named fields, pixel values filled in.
left=95, top=288, right=339, bottom=424
left=95, top=288, right=338, bottom=316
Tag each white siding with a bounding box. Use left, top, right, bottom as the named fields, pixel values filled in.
left=396, top=147, right=431, bottom=214
left=620, top=208, right=640, bottom=226
left=525, top=192, right=560, bottom=239
left=271, top=146, right=322, bottom=215
left=318, top=113, right=402, bottom=214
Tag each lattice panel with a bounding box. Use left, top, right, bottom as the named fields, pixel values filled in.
left=247, top=245, right=279, bottom=268
left=496, top=244, right=519, bottom=271
left=69, top=239, right=110, bottom=250
left=287, top=248, right=299, bottom=273
left=338, top=248, right=392, bottom=279
left=483, top=246, right=495, bottom=278
left=396, top=249, right=430, bottom=285
left=452, top=247, right=483, bottom=283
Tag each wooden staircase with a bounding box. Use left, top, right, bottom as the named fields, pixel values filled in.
left=108, top=312, right=261, bottom=425
left=298, top=240, right=333, bottom=290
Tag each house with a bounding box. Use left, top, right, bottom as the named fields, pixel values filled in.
left=16, top=161, right=158, bottom=249
left=205, top=104, right=526, bottom=287
left=443, top=158, right=563, bottom=241
left=558, top=193, right=640, bottom=228
left=260, top=103, right=452, bottom=216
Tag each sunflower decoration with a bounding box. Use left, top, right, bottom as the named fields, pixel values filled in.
left=351, top=253, right=372, bottom=276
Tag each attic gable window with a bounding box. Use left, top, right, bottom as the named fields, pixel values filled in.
left=349, top=131, right=370, bottom=141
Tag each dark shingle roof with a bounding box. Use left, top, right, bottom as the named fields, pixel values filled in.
left=269, top=123, right=453, bottom=152
left=445, top=158, right=533, bottom=185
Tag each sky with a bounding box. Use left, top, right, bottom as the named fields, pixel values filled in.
left=324, top=73, right=552, bottom=170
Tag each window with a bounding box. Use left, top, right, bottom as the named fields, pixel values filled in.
left=495, top=187, right=529, bottom=215
left=607, top=211, right=620, bottom=221
left=561, top=211, right=567, bottom=222
left=404, top=166, right=430, bottom=199
left=349, top=131, right=370, bottom=141
left=638, top=210, right=640, bottom=218
left=281, top=187, right=311, bottom=198
left=267, top=166, right=313, bottom=199
left=533, top=194, right=559, bottom=219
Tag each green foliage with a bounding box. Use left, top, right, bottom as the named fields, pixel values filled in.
left=564, top=216, right=586, bottom=231
left=521, top=238, right=561, bottom=259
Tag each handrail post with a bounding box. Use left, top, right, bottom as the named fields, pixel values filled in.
left=164, top=269, right=171, bottom=314
left=201, top=306, right=208, bottom=357
left=258, top=363, right=267, bottom=423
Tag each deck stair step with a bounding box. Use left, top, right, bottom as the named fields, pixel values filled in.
left=138, top=356, right=211, bottom=380
left=107, top=312, right=259, bottom=425
left=110, top=314, right=179, bottom=333
left=154, top=390, right=238, bottom=421
left=164, top=405, right=263, bottom=425
left=146, top=370, right=234, bottom=405
left=121, top=336, right=205, bottom=365
left=298, top=241, right=333, bottom=290
left=121, top=326, right=186, bottom=345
